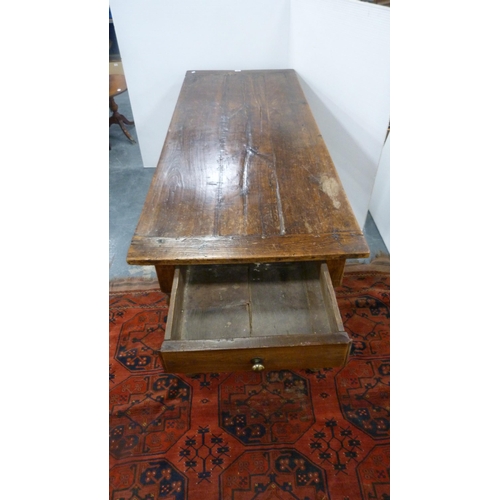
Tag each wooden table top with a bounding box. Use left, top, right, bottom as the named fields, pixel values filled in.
left=109, top=73, right=127, bottom=98
left=127, top=69, right=369, bottom=266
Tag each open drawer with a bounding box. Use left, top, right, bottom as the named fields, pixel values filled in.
left=160, top=261, right=351, bottom=373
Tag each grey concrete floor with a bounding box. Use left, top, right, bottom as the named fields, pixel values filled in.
left=109, top=91, right=156, bottom=281
left=109, top=91, right=388, bottom=281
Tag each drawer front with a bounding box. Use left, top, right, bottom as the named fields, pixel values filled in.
left=160, top=262, right=351, bottom=373
left=160, top=333, right=351, bottom=373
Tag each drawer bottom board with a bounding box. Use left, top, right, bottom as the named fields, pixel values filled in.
left=169, top=262, right=337, bottom=340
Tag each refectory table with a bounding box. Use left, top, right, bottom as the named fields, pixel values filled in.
left=127, top=69, right=370, bottom=373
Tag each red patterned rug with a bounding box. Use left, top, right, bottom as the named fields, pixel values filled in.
left=110, top=265, right=389, bottom=500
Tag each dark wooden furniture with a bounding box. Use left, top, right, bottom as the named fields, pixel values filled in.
left=128, top=69, right=369, bottom=373
left=109, top=65, right=135, bottom=145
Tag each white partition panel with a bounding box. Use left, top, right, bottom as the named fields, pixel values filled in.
left=370, top=133, right=390, bottom=251
left=290, top=0, right=390, bottom=226
left=109, top=0, right=291, bottom=168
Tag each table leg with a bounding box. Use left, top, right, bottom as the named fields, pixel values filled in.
left=155, top=265, right=175, bottom=294
left=326, top=258, right=346, bottom=287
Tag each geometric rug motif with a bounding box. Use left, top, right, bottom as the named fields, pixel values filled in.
left=114, top=310, right=167, bottom=372
left=109, top=373, right=191, bottom=460
left=307, top=417, right=364, bottom=475
left=335, top=358, right=390, bottom=439
left=339, top=273, right=389, bottom=358
left=110, top=268, right=389, bottom=499
left=356, top=444, right=390, bottom=500
left=343, top=295, right=389, bottom=357
left=219, top=449, right=330, bottom=500
left=219, top=370, right=314, bottom=445
left=178, top=425, right=232, bottom=484
left=109, top=458, right=187, bottom=500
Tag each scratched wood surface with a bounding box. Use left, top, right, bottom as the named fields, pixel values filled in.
left=127, top=69, right=369, bottom=266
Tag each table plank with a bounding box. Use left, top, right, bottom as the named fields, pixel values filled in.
left=128, top=69, right=369, bottom=265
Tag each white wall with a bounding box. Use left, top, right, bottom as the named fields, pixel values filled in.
left=110, top=0, right=389, bottom=229
left=369, top=133, right=390, bottom=251
left=290, top=0, right=390, bottom=225
left=109, top=0, right=290, bottom=169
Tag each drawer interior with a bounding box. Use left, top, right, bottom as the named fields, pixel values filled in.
left=165, top=261, right=344, bottom=342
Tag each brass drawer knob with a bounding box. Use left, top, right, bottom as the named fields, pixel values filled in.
left=251, top=358, right=265, bottom=371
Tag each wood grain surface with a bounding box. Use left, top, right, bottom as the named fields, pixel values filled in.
left=127, top=70, right=369, bottom=266
left=159, top=332, right=351, bottom=373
